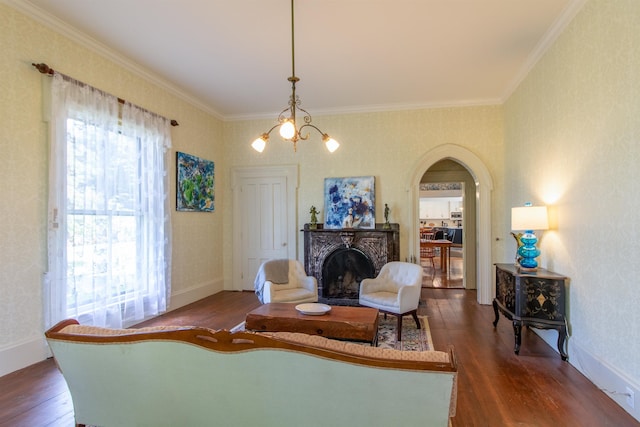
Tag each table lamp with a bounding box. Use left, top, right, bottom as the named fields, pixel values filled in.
left=511, top=203, right=549, bottom=271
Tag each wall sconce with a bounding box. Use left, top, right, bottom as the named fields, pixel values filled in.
left=511, top=202, right=549, bottom=271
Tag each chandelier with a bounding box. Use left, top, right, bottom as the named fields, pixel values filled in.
left=251, top=0, right=339, bottom=153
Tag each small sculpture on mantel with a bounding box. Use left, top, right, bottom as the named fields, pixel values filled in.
left=309, top=205, right=319, bottom=229
left=383, top=203, right=391, bottom=229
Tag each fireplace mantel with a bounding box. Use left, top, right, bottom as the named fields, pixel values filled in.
left=302, top=224, right=400, bottom=304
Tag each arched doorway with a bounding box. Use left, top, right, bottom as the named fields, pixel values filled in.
left=419, top=163, right=472, bottom=289
left=408, top=144, right=494, bottom=305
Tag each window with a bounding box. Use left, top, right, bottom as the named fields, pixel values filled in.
left=45, top=74, right=172, bottom=329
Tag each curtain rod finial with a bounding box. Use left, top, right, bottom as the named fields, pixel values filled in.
left=32, top=63, right=54, bottom=75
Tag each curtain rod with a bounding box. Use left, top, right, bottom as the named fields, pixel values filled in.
left=32, top=63, right=179, bottom=127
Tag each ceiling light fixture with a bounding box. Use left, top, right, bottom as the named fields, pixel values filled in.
left=251, top=0, right=339, bottom=154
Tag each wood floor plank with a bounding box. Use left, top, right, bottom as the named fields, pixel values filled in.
left=424, top=288, right=638, bottom=427
left=0, top=357, right=70, bottom=425
left=1, top=288, right=638, bottom=426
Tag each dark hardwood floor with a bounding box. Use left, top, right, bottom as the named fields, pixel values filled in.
left=1, top=287, right=638, bottom=426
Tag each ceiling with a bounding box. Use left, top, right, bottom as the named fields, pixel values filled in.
left=16, top=0, right=583, bottom=120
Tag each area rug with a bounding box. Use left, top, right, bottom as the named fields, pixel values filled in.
left=230, top=314, right=433, bottom=351
left=376, top=314, right=433, bottom=351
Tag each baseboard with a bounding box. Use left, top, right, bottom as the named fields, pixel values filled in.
left=571, top=340, right=639, bottom=421
left=534, top=329, right=639, bottom=422
left=167, top=278, right=224, bottom=311
left=1, top=279, right=225, bottom=378
left=0, top=336, right=49, bottom=378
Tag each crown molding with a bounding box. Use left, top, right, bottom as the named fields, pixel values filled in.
left=225, top=97, right=503, bottom=122
left=4, top=0, right=224, bottom=120
left=501, top=0, right=588, bottom=103
left=5, top=0, right=585, bottom=122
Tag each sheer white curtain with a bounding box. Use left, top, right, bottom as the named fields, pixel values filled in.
left=45, top=74, right=171, bottom=329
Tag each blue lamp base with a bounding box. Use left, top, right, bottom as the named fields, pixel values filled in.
left=517, top=230, right=540, bottom=271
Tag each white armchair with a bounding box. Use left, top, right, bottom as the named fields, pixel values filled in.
left=358, top=261, right=423, bottom=341
left=255, top=259, right=318, bottom=304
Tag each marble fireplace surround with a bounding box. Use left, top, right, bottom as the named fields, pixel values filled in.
left=302, top=224, right=400, bottom=305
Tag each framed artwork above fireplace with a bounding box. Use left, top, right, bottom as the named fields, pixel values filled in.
left=323, top=176, right=375, bottom=229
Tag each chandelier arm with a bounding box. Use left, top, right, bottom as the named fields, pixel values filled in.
left=294, top=105, right=312, bottom=124
left=298, top=123, right=325, bottom=138
left=264, top=123, right=281, bottom=137
left=277, top=105, right=293, bottom=123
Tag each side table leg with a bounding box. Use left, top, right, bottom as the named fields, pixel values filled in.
left=513, top=321, right=522, bottom=355
left=557, top=325, right=568, bottom=361
left=492, top=300, right=500, bottom=327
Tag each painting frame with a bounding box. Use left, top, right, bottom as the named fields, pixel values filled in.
left=324, top=176, right=375, bottom=229
left=176, top=151, right=215, bottom=212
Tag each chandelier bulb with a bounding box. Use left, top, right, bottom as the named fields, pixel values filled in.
left=279, top=120, right=296, bottom=140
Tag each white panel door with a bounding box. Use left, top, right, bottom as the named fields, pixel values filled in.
left=240, top=177, right=288, bottom=290
left=232, top=165, right=298, bottom=291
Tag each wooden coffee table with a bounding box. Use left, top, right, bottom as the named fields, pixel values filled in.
left=245, top=303, right=379, bottom=345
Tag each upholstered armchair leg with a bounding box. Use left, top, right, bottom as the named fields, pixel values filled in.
left=411, top=310, right=421, bottom=329
left=396, top=311, right=421, bottom=341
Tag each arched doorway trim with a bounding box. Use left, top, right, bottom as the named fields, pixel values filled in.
left=408, top=144, right=494, bottom=305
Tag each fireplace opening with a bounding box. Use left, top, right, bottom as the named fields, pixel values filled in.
left=322, top=248, right=375, bottom=300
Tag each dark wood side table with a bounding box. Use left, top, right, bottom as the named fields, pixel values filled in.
left=493, top=263, right=568, bottom=360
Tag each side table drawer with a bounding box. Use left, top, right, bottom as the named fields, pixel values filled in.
left=522, top=277, right=565, bottom=322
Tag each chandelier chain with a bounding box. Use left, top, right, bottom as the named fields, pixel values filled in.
left=290, top=0, right=296, bottom=80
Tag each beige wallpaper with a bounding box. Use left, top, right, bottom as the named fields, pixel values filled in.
left=504, top=0, right=639, bottom=390
left=222, top=106, right=505, bottom=275
left=1, top=4, right=49, bottom=355
left=0, top=4, right=225, bottom=362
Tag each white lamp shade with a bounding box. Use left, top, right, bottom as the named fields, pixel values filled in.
left=251, top=137, right=266, bottom=153
left=511, top=206, right=549, bottom=231
left=324, top=137, right=339, bottom=153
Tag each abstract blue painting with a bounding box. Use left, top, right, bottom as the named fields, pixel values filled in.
left=324, top=176, right=375, bottom=229
left=176, top=152, right=215, bottom=212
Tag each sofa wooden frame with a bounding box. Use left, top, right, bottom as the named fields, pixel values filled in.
left=46, top=319, right=458, bottom=426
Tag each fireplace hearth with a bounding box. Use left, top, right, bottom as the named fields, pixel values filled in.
left=303, top=224, right=399, bottom=305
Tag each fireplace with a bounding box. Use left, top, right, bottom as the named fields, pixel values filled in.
left=322, top=248, right=375, bottom=299
left=303, top=224, right=399, bottom=305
